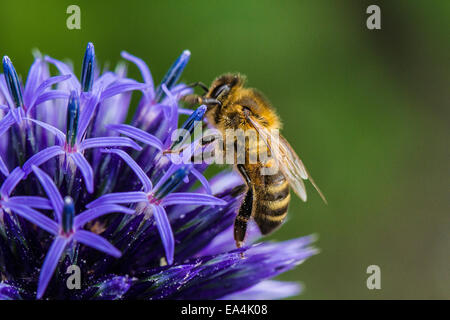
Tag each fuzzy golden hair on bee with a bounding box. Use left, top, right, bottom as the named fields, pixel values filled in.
left=202, top=73, right=281, bottom=131
left=206, top=73, right=247, bottom=100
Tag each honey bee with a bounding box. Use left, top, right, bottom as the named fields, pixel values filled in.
left=183, top=73, right=326, bottom=247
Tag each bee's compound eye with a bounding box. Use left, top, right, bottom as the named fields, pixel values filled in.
left=212, top=84, right=230, bottom=99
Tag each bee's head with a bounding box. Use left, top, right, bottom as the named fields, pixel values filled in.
left=206, top=73, right=245, bottom=107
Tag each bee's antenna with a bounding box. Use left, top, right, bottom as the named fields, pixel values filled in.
left=186, top=81, right=209, bottom=93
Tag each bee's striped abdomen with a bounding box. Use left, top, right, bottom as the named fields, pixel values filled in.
left=253, top=168, right=290, bottom=235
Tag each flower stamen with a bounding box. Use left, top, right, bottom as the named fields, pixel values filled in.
left=66, top=90, right=80, bottom=149
left=153, top=165, right=191, bottom=199
left=81, top=42, right=95, bottom=92
left=2, top=56, right=24, bottom=109
left=154, top=50, right=190, bottom=102
left=169, top=105, right=206, bottom=151
left=62, top=196, right=75, bottom=235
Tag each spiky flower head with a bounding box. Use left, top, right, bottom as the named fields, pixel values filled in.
left=0, top=43, right=317, bottom=300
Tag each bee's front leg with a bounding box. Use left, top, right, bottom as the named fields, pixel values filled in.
left=181, top=94, right=222, bottom=108
left=180, top=81, right=213, bottom=107
left=180, top=94, right=202, bottom=108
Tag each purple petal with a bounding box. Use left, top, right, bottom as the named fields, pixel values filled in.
left=22, top=146, right=64, bottom=174
left=44, top=56, right=80, bottom=90
left=37, top=237, right=68, bottom=299
left=219, top=280, right=302, bottom=300
left=9, top=106, right=24, bottom=123
left=178, top=108, right=194, bottom=115
left=160, top=85, right=177, bottom=108
left=93, top=85, right=131, bottom=135
left=6, top=202, right=59, bottom=235
left=160, top=237, right=316, bottom=299
left=160, top=85, right=178, bottom=130
left=152, top=205, right=175, bottom=265
left=0, top=75, right=14, bottom=109
left=23, top=58, right=43, bottom=105
left=162, top=193, right=227, bottom=207
left=0, top=167, right=25, bottom=197
left=8, top=196, right=52, bottom=210
left=74, top=204, right=134, bottom=229
left=85, top=191, right=148, bottom=208
left=107, top=124, right=163, bottom=150
left=190, top=168, right=212, bottom=195
left=79, top=137, right=142, bottom=151
left=77, top=91, right=100, bottom=139
left=32, top=90, right=70, bottom=109
left=0, top=155, right=9, bottom=176
left=25, top=118, right=66, bottom=144
left=93, top=72, right=117, bottom=92
left=170, top=83, right=193, bottom=99
left=73, top=230, right=121, bottom=258
left=27, top=75, right=71, bottom=111
left=0, top=112, right=16, bottom=137
left=31, top=165, right=64, bottom=220
left=100, top=79, right=148, bottom=101
left=70, top=152, right=94, bottom=193
left=202, top=171, right=243, bottom=195
left=121, top=51, right=154, bottom=97
left=0, top=283, right=22, bottom=300
left=100, top=149, right=152, bottom=192
left=34, top=74, right=71, bottom=97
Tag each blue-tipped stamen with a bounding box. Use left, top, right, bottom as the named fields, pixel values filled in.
left=154, top=50, right=190, bottom=102
left=2, top=56, right=24, bottom=108
left=154, top=165, right=192, bottom=199
left=170, top=105, right=206, bottom=150
left=81, top=42, right=95, bottom=92
left=66, top=90, right=80, bottom=148
left=62, top=196, right=75, bottom=234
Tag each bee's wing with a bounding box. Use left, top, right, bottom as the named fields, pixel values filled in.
left=247, top=115, right=327, bottom=204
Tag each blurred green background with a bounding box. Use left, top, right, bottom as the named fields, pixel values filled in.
left=1, top=0, right=448, bottom=299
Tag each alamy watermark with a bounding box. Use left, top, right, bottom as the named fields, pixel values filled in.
left=66, top=5, right=81, bottom=30
left=366, top=265, right=381, bottom=290
left=66, top=265, right=81, bottom=290
left=366, top=5, right=381, bottom=30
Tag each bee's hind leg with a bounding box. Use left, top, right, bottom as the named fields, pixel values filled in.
left=234, top=164, right=253, bottom=250
left=234, top=189, right=252, bottom=249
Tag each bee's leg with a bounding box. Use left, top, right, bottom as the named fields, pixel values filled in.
left=180, top=94, right=202, bottom=107
left=181, top=94, right=222, bottom=108
left=234, top=164, right=253, bottom=249
left=181, top=81, right=211, bottom=106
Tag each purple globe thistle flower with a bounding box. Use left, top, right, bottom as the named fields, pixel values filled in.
left=0, top=43, right=318, bottom=300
